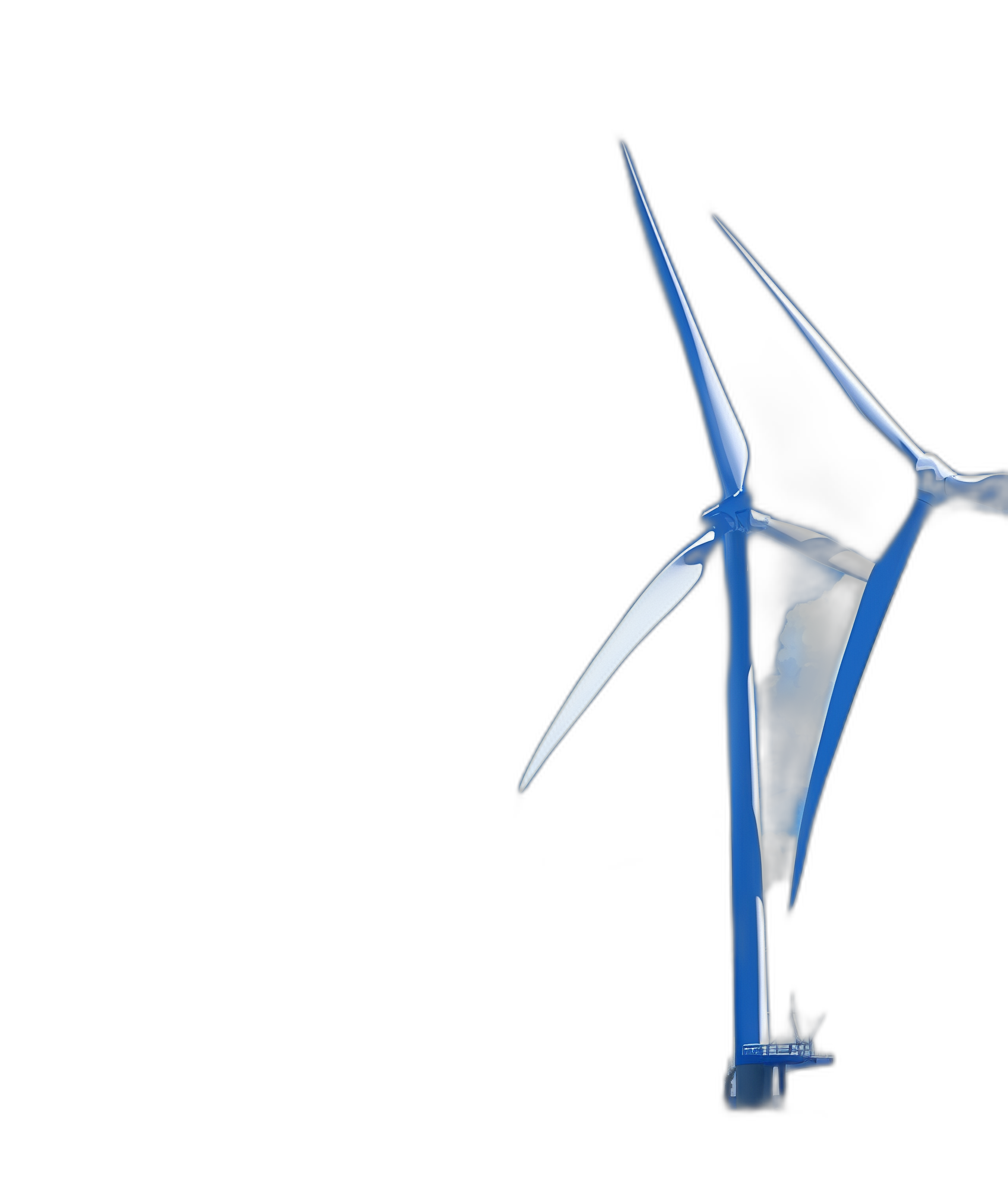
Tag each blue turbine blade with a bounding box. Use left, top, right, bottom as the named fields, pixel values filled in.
left=519, top=529, right=716, bottom=792
left=713, top=216, right=923, bottom=467
left=621, top=145, right=749, bottom=497
left=789, top=498, right=932, bottom=906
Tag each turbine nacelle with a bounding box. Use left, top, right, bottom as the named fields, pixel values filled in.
left=701, top=489, right=751, bottom=533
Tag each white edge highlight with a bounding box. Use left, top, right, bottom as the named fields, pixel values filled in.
left=756, top=896, right=769, bottom=1045
left=743, top=667, right=762, bottom=843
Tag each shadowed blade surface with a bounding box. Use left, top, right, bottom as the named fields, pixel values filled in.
left=751, top=509, right=874, bottom=581
left=519, top=530, right=716, bottom=792
left=714, top=216, right=923, bottom=467
left=622, top=145, right=748, bottom=497
left=789, top=498, right=931, bottom=905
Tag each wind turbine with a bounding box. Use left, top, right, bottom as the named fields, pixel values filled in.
left=519, top=145, right=844, bottom=1107
left=712, top=216, right=1008, bottom=906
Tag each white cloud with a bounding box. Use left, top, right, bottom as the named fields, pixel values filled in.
left=758, top=577, right=867, bottom=800
left=762, top=833, right=800, bottom=890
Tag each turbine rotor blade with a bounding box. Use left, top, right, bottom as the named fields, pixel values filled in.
left=751, top=509, right=874, bottom=581
left=945, top=469, right=1008, bottom=513
left=622, top=145, right=749, bottom=497
left=713, top=215, right=924, bottom=467
left=518, top=529, right=717, bottom=792
left=790, top=498, right=932, bottom=906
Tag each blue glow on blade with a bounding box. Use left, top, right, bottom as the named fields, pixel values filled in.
left=622, top=144, right=749, bottom=497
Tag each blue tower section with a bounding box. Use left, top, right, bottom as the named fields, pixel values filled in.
left=723, top=528, right=766, bottom=1059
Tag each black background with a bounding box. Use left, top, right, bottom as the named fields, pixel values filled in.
left=435, top=89, right=1008, bottom=1117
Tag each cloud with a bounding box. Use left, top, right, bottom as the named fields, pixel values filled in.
left=762, top=577, right=862, bottom=828
left=762, top=833, right=795, bottom=890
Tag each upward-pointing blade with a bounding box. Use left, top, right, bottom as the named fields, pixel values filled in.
left=621, top=145, right=749, bottom=497
left=518, top=530, right=716, bottom=792
left=713, top=216, right=924, bottom=467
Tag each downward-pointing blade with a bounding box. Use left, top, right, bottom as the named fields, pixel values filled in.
left=789, top=498, right=932, bottom=906
left=518, top=529, right=716, bottom=792
left=621, top=145, right=748, bottom=497
left=713, top=215, right=923, bottom=467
